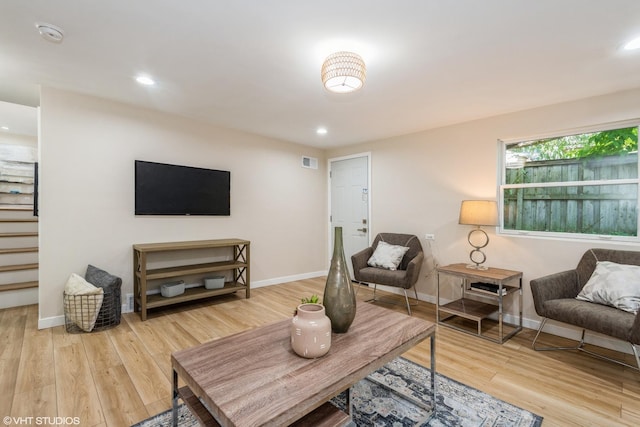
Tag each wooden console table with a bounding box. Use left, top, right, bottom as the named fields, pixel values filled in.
left=436, top=263, right=522, bottom=343
left=133, top=238, right=250, bottom=321
left=171, top=303, right=436, bottom=426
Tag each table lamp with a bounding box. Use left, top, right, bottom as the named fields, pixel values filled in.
left=458, top=200, right=499, bottom=269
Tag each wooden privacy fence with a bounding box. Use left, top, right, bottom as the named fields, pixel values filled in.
left=504, top=154, right=638, bottom=236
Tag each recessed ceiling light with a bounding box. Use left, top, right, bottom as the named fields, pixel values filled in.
left=623, top=36, right=640, bottom=50
left=316, top=127, right=328, bottom=135
left=1, top=126, right=9, bottom=131
left=135, top=75, right=156, bottom=86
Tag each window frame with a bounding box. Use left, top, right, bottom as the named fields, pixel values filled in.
left=498, top=119, right=640, bottom=243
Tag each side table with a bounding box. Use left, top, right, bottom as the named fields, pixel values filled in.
left=436, top=263, right=522, bottom=344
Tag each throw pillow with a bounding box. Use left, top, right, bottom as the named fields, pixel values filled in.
left=85, top=264, right=122, bottom=327
left=64, top=273, right=104, bottom=332
left=85, top=264, right=122, bottom=290
left=576, top=261, right=640, bottom=314
left=367, top=241, right=410, bottom=271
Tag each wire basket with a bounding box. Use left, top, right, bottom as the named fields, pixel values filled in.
left=63, top=286, right=121, bottom=333
left=94, top=284, right=121, bottom=331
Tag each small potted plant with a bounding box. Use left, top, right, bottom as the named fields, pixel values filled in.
left=301, top=294, right=320, bottom=304
left=295, top=294, right=320, bottom=315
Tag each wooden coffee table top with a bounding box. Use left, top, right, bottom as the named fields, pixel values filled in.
left=171, top=302, right=436, bottom=426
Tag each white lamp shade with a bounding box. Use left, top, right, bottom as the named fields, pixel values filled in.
left=321, top=51, right=366, bottom=93
left=459, top=200, right=499, bottom=226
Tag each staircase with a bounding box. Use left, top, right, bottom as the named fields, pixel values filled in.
left=0, top=207, right=38, bottom=308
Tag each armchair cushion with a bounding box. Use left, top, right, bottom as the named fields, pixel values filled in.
left=356, top=252, right=424, bottom=289
left=357, top=267, right=409, bottom=288
left=367, top=241, right=410, bottom=271
left=576, top=261, right=640, bottom=314
left=543, top=298, right=635, bottom=342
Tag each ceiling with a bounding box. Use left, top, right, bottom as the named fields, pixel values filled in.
left=1, top=1, right=640, bottom=147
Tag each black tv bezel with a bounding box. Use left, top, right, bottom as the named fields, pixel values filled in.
left=134, top=160, right=230, bottom=216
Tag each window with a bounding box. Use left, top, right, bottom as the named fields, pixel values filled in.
left=499, top=121, right=639, bottom=241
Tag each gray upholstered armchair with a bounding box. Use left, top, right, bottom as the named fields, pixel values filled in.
left=351, top=233, right=424, bottom=315
left=530, top=248, right=640, bottom=370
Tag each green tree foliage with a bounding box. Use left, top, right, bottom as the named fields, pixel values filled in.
left=507, top=126, right=638, bottom=161
left=574, top=127, right=638, bottom=158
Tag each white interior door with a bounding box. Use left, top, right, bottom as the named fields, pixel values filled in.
left=330, top=155, right=370, bottom=278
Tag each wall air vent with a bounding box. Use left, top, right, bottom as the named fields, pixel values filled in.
left=301, top=156, right=318, bottom=169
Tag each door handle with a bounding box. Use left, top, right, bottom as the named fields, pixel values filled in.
left=357, top=228, right=367, bottom=233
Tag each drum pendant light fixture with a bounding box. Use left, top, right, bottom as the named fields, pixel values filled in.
left=321, top=51, right=366, bottom=93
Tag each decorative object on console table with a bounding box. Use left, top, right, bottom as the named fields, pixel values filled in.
left=203, top=275, right=224, bottom=289
left=458, top=200, right=499, bottom=270
left=161, top=280, right=185, bottom=298
left=470, top=282, right=507, bottom=296
left=323, top=226, right=356, bottom=333
left=291, top=303, right=331, bottom=358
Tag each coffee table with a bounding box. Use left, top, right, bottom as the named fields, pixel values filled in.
left=171, top=302, right=436, bottom=426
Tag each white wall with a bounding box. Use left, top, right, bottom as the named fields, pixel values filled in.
left=327, top=87, right=640, bottom=350
left=38, top=87, right=327, bottom=326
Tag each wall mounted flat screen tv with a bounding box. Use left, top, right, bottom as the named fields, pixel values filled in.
left=135, top=160, right=230, bottom=216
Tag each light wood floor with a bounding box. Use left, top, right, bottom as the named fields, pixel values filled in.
left=1, top=277, right=639, bottom=426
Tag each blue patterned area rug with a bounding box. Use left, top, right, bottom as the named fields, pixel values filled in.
left=132, top=357, right=543, bottom=427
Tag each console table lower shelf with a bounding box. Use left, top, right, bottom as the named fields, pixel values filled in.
left=171, top=303, right=436, bottom=426
left=439, top=298, right=502, bottom=336
left=144, top=283, right=247, bottom=310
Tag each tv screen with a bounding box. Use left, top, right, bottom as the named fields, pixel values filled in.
left=135, top=160, right=230, bottom=216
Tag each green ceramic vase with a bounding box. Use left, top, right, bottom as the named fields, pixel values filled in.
left=323, top=226, right=356, bottom=333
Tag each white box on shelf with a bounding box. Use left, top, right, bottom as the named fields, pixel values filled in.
left=161, top=280, right=185, bottom=297
left=204, top=275, right=225, bottom=289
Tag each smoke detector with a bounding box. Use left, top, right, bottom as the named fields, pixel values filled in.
left=35, top=22, right=64, bottom=43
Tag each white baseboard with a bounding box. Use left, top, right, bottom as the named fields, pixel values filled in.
left=41, top=306, right=136, bottom=328
left=38, top=315, right=65, bottom=329
left=251, top=270, right=327, bottom=288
